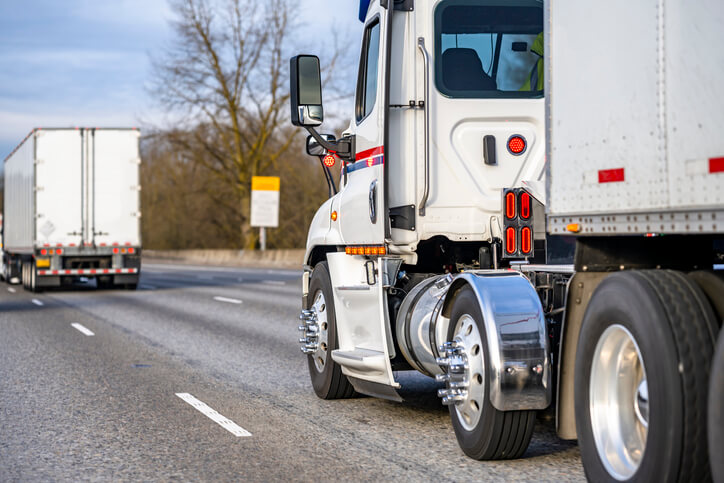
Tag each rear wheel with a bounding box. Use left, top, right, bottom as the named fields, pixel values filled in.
left=445, top=287, right=535, bottom=460
left=709, top=330, right=724, bottom=483
left=575, top=270, right=717, bottom=482
left=305, top=262, right=355, bottom=399
left=29, top=265, right=40, bottom=293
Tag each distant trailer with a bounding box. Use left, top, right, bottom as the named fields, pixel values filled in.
left=1, top=128, right=142, bottom=291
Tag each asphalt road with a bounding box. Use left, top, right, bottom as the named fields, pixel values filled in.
left=0, top=263, right=584, bottom=481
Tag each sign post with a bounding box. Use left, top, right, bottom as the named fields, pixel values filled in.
left=250, top=176, right=280, bottom=251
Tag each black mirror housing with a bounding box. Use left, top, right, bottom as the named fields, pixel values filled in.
left=307, top=134, right=336, bottom=156
left=290, top=55, right=324, bottom=127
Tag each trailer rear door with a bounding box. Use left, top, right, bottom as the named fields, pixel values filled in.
left=35, top=129, right=83, bottom=247
left=92, top=129, right=141, bottom=247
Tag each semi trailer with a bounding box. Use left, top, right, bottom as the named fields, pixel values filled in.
left=2, top=128, right=142, bottom=291
left=289, top=0, right=723, bottom=481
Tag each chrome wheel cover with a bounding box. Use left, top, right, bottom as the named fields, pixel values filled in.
left=451, top=314, right=485, bottom=432
left=590, top=324, right=648, bottom=480
left=310, top=290, right=329, bottom=373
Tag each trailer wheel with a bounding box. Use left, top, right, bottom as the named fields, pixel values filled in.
left=305, top=261, right=355, bottom=399
left=709, top=330, right=724, bottom=483
left=688, top=270, right=724, bottom=325
left=445, top=287, right=536, bottom=460
left=575, top=270, right=717, bottom=482
left=29, top=265, right=40, bottom=293
left=21, top=262, right=28, bottom=290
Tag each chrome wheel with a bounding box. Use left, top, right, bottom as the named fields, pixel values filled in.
left=590, top=324, right=648, bottom=480
left=298, top=290, right=330, bottom=373
left=438, top=314, right=485, bottom=432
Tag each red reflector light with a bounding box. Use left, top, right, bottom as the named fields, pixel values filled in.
left=505, top=227, right=516, bottom=255
left=521, top=227, right=532, bottom=254
left=520, top=192, right=531, bottom=219
left=507, top=135, right=526, bottom=155
left=505, top=192, right=516, bottom=219
left=40, top=249, right=47, bottom=255
left=323, top=154, right=336, bottom=167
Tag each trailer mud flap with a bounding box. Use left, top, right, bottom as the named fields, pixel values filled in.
left=326, top=252, right=400, bottom=397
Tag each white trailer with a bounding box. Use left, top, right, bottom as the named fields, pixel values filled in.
left=2, top=128, right=142, bottom=291
left=289, top=0, right=723, bottom=480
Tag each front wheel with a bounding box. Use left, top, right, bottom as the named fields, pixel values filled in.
left=304, top=262, right=355, bottom=400
left=445, top=287, right=535, bottom=460
left=575, top=270, right=717, bottom=482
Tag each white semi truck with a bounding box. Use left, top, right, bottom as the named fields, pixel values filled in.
left=2, top=128, right=142, bottom=291
left=289, top=0, right=723, bottom=481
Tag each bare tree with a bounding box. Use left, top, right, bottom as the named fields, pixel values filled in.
left=149, top=0, right=347, bottom=249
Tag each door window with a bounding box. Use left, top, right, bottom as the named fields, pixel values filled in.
left=435, top=0, right=544, bottom=98
left=356, top=19, right=381, bottom=122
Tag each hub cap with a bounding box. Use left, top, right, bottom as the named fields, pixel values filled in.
left=590, top=324, right=648, bottom=480
left=298, top=290, right=329, bottom=372
left=437, top=314, right=485, bottom=431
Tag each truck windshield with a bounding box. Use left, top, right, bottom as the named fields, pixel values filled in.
left=434, top=0, right=544, bottom=99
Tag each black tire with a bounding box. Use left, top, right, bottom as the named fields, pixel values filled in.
left=29, top=265, right=40, bottom=293
left=575, top=270, right=717, bottom=482
left=689, top=270, right=724, bottom=326
left=710, top=330, right=724, bottom=483
left=446, top=286, right=536, bottom=460
left=306, top=262, right=356, bottom=400
left=21, top=262, right=28, bottom=290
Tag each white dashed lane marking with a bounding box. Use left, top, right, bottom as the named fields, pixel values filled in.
left=175, top=393, right=251, bottom=437
left=213, top=296, right=242, bottom=305
left=71, top=323, right=95, bottom=336
left=262, top=280, right=285, bottom=286
left=7, top=287, right=16, bottom=293
left=31, top=299, right=44, bottom=306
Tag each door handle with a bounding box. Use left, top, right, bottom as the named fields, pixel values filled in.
left=369, top=180, right=377, bottom=224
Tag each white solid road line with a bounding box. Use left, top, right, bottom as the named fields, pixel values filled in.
left=71, top=323, right=95, bottom=336
left=7, top=287, right=16, bottom=293
left=213, top=296, right=242, bottom=305
left=31, top=299, right=44, bottom=306
left=175, top=393, right=251, bottom=437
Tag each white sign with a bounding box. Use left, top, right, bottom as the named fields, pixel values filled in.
left=250, top=176, right=280, bottom=228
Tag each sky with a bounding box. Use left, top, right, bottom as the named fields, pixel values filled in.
left=0, top=0, right=361, bottom=160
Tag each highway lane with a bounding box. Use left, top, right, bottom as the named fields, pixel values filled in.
left=0, top=263, right=584, bottom=481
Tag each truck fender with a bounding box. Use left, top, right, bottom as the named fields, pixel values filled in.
left=439, top=271, right=551, bottom=411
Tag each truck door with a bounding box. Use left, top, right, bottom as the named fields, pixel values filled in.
left=338, top=3, right=390, bottom=245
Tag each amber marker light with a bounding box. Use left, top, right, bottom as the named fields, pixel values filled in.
left=566, top=223, right=581, bottom=233
left=331, top=211, right=338, bottom=221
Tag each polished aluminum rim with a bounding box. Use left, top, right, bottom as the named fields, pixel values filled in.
left=311, top=290, right=329, bottom=373
left=452, top=314, right=485, bottom=432
left=590, top=324, right=648, bottom=480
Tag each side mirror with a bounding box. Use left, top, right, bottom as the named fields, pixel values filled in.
left=306, top=134, right=336, bottom=156
left=290, top=55, right=324, bottom=127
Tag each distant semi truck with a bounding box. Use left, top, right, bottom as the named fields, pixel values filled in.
left=1, top=128, right=142, bottom=291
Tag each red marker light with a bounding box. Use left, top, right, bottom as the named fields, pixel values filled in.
left=520, top=192, right=531, bottom=219
left=40, top=249, right=47, bottom=255
left=505, top=192, right=516, bottom=219
left=128, top=247, right=135, bottom=254
left=323, top=154, right=336, bottom=167
left=521, top=227, right=532, bottom=254
left=507, top=135, right=526, bottom=155
left=113, top=248, right=119, bottom=254
left=56, top=248, right=63, bottom=255
left=505, top=227, right=516, bottom=255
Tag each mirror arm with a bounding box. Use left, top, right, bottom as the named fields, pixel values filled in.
left=305, top=127, right=353, bottom=160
